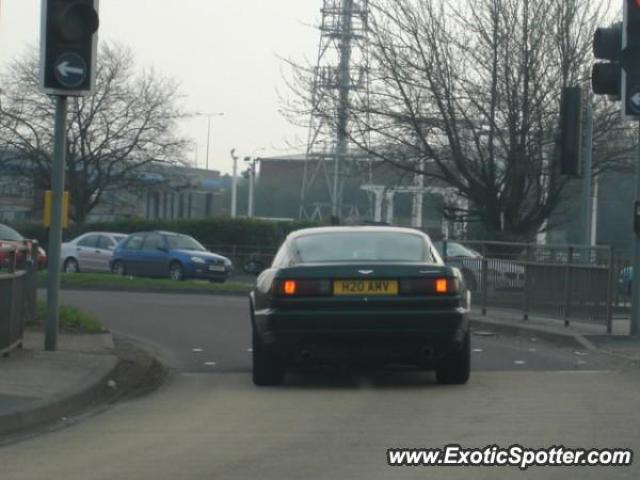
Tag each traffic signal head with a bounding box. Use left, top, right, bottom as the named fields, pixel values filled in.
left=40, top=0, right=100, bottom=96
left=592, top=23, right=622, bottom=98
left=558, top=87, right=583, bottom=177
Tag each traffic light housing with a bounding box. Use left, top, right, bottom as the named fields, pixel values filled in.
left=622, top=0, right=640, bottom=117
left=40, top=0, right=99, bottom=96
left=558, top=87, right=583, bottom=177
left=592, top=23, right=622, bottom=98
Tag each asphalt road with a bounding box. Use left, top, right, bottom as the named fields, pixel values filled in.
left=1, top=290, right=639, bottom=479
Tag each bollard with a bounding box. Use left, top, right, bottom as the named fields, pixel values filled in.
left=606, top=248, right=614, bottom=334
left=563, top=247, right=574, bottom=328
left=481, top=258, right=488, bottom=316
left=523, top=244, right=532, bottom=321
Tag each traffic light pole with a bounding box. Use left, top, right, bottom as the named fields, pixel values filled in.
left=582, top=100, right=594, bottom=245
left=632, top=121, right=640, bottom=338
left=45, top=95, right=68, bottom=351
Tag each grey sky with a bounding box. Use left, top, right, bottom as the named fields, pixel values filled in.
left=0, top=0, right=320, bottom=174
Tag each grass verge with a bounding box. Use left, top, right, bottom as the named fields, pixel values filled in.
left=37, top=271, right=253, bottom=295
left=31, top=300, right=107, bottom=334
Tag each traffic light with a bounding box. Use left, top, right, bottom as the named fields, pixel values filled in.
left=592, top=22, right=622, bottom=98
left=622, top=0, right=640, bottom=117
left=40, top=0, right=99, bottom=96
left=558, top=87, right=583, bottom=176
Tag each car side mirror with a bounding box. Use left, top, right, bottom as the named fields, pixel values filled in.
left=243, top=260, right=265, bottom=276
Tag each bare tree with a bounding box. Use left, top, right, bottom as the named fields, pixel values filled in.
left=0, top=42, right=188, bottom=224
left=286, top=0, right=632, bottom=240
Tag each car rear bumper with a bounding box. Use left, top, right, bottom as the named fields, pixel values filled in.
left=253, top=307, right=468, bottom=366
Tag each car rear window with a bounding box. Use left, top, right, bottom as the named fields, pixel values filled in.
left=293, top=232, right=432, bottom=263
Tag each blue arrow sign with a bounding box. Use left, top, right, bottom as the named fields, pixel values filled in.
left=54, top=53, right=87, bottom=88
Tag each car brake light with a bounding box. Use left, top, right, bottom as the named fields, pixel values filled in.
left=435, top=278, right=448, bottom=294
left=275, top=279, right=331, bottom=297
left=284, top=280, right=296, bottom=295
left=400, top=277, right=459, bottom=295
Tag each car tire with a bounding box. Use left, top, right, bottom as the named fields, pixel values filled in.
left=436, top=330, right=470, bottom=385
left=111, top=260, right=126, bottom=276
left=63, top=258, right=79, bottom=273
left=461, top=269, right=477, bottom=291
left=252, top=331, right=284, bottom=386
left=169, top=261, right=184, bottom=281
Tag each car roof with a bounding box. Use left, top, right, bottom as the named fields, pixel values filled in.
left=80, top=231, right=127, bottom=236
left=126, top=230, right=187, bottom=237
left=287, top=226, right=430, bottom=240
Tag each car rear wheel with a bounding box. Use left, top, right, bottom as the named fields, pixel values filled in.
left=252, top=332, right=284, bottom=386
left=168, top=262, right=184, bottom=281
left=111, top=260, right=126, bottom=276
left=436, top=330, right=470, bottom=385
left=63, top=258, right=79, bottom=273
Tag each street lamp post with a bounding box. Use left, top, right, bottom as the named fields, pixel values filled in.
left=196, top=112, right=224, bottom=170
left=230, top=149, right=239, bottom=218
left=244, top=157, right=256, bottom=218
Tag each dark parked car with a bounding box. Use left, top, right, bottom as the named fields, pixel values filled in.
left=0, top=223, right=47, bottom=271
left=110, top=231, right=232, bottom=282
left=248, top=226, right=470, bottom=386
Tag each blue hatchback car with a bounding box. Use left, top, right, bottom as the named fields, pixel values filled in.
left=110, top=231, right=232, bottom=282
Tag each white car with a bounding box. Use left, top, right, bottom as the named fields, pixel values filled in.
left=433, top=241, right=525, bottom=291
left=61, top=232, right=127, bottom=273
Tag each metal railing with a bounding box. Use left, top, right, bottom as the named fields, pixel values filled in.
left=205, top=244, right=278, bottom=273
left=0, top=243, right=39, bottom=357
left=204, top=240, right=619, bottom=332
left=443, top=241, right=615, bottom=332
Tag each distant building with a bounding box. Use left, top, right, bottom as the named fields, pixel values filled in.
left=0, top=152, right=228, bottom=223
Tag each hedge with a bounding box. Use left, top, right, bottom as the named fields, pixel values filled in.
left=12, top=217, right=323, bottom=251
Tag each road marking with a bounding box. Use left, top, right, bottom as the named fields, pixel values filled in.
left=203, top=362, right=217, bottom=367
left=574, top=351, right=588, bottom=356
left=551, top=370, right=609, bottom=374
left=528, top=348, right=537, bottom=353
left=247, top=348, right=253, bottom=353
left=514, top=360, right=527, bottom=366
left=473, top=331, right=495, bottom=337
left=472, top=348, right=484, bottom=353
left=192, top=348, right=204, bottom=353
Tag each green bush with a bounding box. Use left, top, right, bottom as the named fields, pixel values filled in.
left=13, top=217, right=322, bottom=251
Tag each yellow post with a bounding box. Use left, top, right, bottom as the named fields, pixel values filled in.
left=43, top=190, right=69, bottom=228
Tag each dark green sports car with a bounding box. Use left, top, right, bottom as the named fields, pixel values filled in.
left=248, top=226, right=471, bottom=386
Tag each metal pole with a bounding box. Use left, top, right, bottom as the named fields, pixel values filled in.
left=630, top=122, right=640, bottom=337
left=231, top=155, right=238, bottom=218
left=333, top=0, right=355, bottom=219
left=582, top=100, right=594, bottom=245
left=248, top=160, right=255, bottom=218
left=45, top=95, right=67, bottom=352
left=205, top=115, right=211, bottom=170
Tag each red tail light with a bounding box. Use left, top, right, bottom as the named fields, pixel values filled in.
left=400, top=277, right=460, bottom=295
left=274, top=279, right=332, bottom=297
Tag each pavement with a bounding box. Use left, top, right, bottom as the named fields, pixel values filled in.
left=0, top=330, right=118, bottom=437
left=470, top=306, right=640, bottom=363
left=2, top=289, right=640, bottom=443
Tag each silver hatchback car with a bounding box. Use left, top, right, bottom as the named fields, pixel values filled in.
left=61, top=232, right=127, bottom=273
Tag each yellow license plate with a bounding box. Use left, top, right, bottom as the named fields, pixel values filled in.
left=333, top=279, right=399, bottom=296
